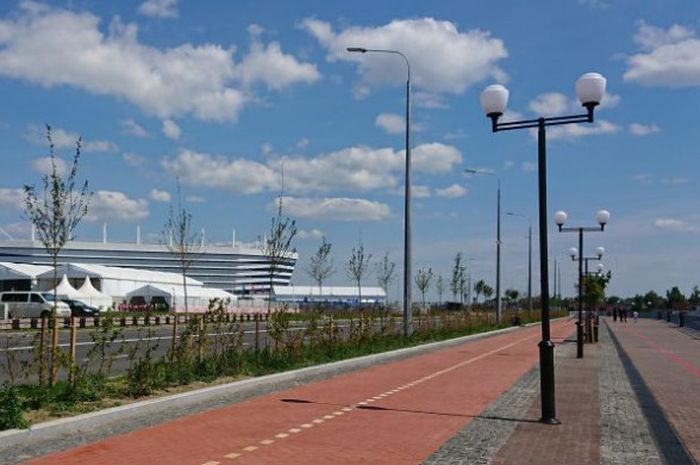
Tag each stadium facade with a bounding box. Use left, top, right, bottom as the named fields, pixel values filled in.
left=0, top=239, right=296, bottom=296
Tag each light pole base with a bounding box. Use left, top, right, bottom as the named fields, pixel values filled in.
left=576, top=322, right=584, bottom=359
left=538, top=339, right=559, bottom=425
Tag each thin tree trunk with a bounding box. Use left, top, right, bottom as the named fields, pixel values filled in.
left=49, top=254, right=58, bottom=386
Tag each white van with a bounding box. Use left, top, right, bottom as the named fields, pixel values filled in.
left=0, top=292, right=72, bottom=319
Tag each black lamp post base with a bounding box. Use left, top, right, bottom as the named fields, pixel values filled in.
left=538, top=339, right=559, bottom=425
left=576, top=322, right=584, bottom=359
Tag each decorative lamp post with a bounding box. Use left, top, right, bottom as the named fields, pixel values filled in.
left=347, top=47, right=412, bottom=337
left=555, top=209, right=610, bottom=359
left=480, top=72, right=607, bottom=425
left=465, top=169, right=502, bottom=323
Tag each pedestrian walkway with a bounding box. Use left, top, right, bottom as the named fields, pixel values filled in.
left=11, top=317, right=700, bottom=465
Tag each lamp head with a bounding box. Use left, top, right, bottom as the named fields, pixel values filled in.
left=596, top=209, right=610, bottom=230
left=596, top=246, right=605, bottom=258
left=597, top=263, right=605, bottom=272
left=480, top=85, right=509, bottom=131
left=554, top=210, right=568, bottom=230
left=575, top=72, right=606, bottom=108
left=569, top=247, right=578, bottom=259
left=346, top=47, right=367, bottom=53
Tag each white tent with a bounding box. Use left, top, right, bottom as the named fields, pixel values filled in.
left=51, top=274, right=88, bottom=300
left=125, top=284, right=235, bottom=313
left=77, top=277, right=113, bottom=309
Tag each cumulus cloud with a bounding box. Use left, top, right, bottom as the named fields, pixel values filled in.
left=162, top=119, right=181, bottom=140
left=235, top=25, right=320, bottom=90
left=528, top=92, right=619, bottom=117
left=301, top=17, right=507, bottom=95
left=629, top=123, right=660, bottom=136
left=625, top=22, right=700, bottom=87
left=375, top=113, right=404, bottom=134
left=278, top=196, right=391, bottom=221
left=521, top=162, right=536, bottom=173
left=163, top=142, right=461, bottom=195
left=0, top=188, right=24, bottom=210
left=85, top=190, right=149, bottom=223
left=653, top=218, right=699, bottom=233
left=539, top=120, right=619, bottom=141
left=186, top=195, right=205, bottom=203
left=24, top=125, right=117, bottom=152
left=295, top=137, right=309, bottom=150
left=120, top=119, right=149, bottom=137
left=138, top=0, right=178, bottom=18
left=0, top=4, right=318, bottom=122
left=122, top=152, right=147, bottom=167
left=149, top=188, right=171, bottom=202
left=297, top=228, right=325, bottom=240
left=435, top=184, right=468, bottom=198
left=31, top=156, right=68, bottom=176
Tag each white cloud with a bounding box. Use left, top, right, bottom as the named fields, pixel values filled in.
left=31, top=156, right=68, bottom=176
left=629, top=123, right=660, bottom=136
left=0, top=188, right=24, bottom=210
left=375, top=113, right=404, bottom=134
left=186, top=195, right=205, bottom=203
left=149, top=188, right=171, bottom=202
left=261, top=143, right=274, bottom=156
left=504, top=160, right=515, bottom=169
left=297, top=228, right=325, bottom=240
left=235, top=25, right=320, bottom=91
left=295, top=137, right=309, bottom=150
left=121, top=119, right=149, bottom=137
left=632, top=173, right=652, bottom=183
left=122, top=152, right=147, bottom=167
left=540, top=120, right=619, bottom=141
left=436, top=184, right=468, bottom=198
left=521, top=162, right=536, bottom=173
left=162, top=119, right=181, bottom=140
left=301, top=17, right=507, bottom=95
left=25, top=125, right=117, bottom=152
left=85, top=190, right=149, bottom=223
left=653, top=218, right=699, bottom=233
left=278, top=196, right=391, bottom=221
left=414, top=91, right=447, bottom=109
left=625, top=22, right=700, bottom=87
left=529, top=93, right=569, bottom=116
left=138, top=0, right=178, bottom=18
left=0, top=5, right=318, bottom=122
left=163, top=142, right=461, bottom=195
left=162, top=149, right=279, bottom=194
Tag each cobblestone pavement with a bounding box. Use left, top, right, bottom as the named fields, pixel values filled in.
left=607, top=318, right=697, bottom=464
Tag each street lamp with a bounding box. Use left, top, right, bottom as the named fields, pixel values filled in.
left=347, top=46, right=412, bottom=337
left=555, top=209, right=610, bottom=359
left=506, top=212, right=532, bottom=315
left=465, top=168, right=502, bottom=323
left=480, top=71, right=607, bottom=425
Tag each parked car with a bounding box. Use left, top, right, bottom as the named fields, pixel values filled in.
left=61, top=299, right=100, bottom=317
left=0, top=291, right=71, bottom=319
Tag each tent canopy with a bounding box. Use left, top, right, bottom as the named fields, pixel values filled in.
left=0, top=262, right=51, bottom=280
left=51, top=274, right=87, bottom=299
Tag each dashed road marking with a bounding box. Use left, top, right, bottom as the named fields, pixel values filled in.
left=223, top=452, right=240, bottom=459
left=275, top=433, right=289, bottom=439
left=301, top=423, right=313, bottom=428
left=289, top=428, right=302, bottom=433
left=259, top=439, right=274, bottom=445
left=312, top=419, right=324, bottom=424
left=323, top=415, right=335, bottom=419
left=243, top=446, right=258, bottom=452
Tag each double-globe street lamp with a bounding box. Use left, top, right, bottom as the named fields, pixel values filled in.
left=465, top=169, right=502, bottom=322
left=569, top=245, right=605, bottom=275
left=347, top=47, right=412, bottom=337
left=554, top=209, right=610, bottom=359
left=506, top=212, right=533, bottom=315
left=480, top=72, right=607, bottom=425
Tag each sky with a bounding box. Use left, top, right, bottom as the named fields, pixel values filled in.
left=0, top=0, right=698, bottom=300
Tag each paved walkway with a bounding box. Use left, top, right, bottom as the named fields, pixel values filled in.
left=12, top=317, right=700, bottom=465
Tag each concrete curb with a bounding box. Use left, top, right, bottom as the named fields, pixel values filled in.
left=0, top=323, right=530, bottom=452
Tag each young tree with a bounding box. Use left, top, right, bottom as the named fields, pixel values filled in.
left=435, top=274, right=445, bottom=305
left=346, top=243, right=372, bottom=309
left=260, top=199, right=297, bottom=314
left=505, top=289, right=520, bottom=309
left=450, top=253, right=465, bottom=302
left=306, top=236, right=334, bottom=297
left=582, top=271, right=612, bottom=309
left=474, top=279, right=486, bottom=304
left=482, top=284, right=494, bottom=304
left=164, top=180, right=202, bottom=316
left=24, top=125, right=91, bottom=385
left=414, top=267, right=433, bottom=308
left=375, top=252, right=396, bottom=306
left=666, top=286, right=688, bottom=310
left=689, top=286, right=700, bottom=308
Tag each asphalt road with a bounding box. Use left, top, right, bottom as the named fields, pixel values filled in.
left=0, top=317, right=408, bottom=384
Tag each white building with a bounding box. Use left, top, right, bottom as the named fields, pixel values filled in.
left=272, top=285, right=387, bottom=306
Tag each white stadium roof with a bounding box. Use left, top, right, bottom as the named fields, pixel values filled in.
left=0, top=262, right=51, bottom=280
left=37, top=263, right=202, bottom=286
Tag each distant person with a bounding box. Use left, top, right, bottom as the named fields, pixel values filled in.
left=613, top=307, right=618, bottom=322
left=633, top=310, right=639, bottom=323
left=622, top=307, right=628, bottom=323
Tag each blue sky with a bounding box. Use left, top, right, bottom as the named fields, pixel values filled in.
left=0, top=0, right=698, bottom=300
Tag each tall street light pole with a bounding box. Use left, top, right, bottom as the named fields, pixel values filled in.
left=555, top=210, right=610, bottom=359
left=465, top=169, right=502, bottom=323
left=480, top=72, right=607, bottom=425
left=506, top=212, right=533, bottom=315
left=347, top=47, right=412, bottom=337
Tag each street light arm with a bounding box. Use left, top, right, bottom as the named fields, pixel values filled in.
left=348, top=47, right=410, bottom=81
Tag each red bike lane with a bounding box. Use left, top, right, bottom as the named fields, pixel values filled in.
left=21, top=320, right=573, bottom=465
